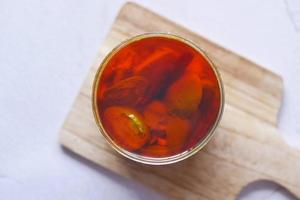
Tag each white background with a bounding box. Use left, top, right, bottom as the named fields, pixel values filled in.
left=1, top=0, right=300, bottom=199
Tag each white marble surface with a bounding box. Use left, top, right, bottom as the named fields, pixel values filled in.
left=1, top=0, right=300, bottom=199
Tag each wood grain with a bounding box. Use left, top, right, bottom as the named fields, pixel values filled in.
left=59, top=2, right=300, bottom=199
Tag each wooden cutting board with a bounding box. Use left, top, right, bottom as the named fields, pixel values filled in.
left=59, top=2, right=300, bottom=200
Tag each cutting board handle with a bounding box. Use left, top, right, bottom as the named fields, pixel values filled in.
left=262, top=138, right=300, bottom=198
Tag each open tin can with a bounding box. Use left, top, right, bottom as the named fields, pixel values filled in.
left=92, top=33, right=224, bottom=165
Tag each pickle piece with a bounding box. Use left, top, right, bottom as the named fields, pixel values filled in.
left=142, top=116, right=190, bottom=157
left=102, top=76, right=149, bottom=107
left=147, top=129, right=167, bottom=146
left=186, top=87, right=220, bottom=149
left=165, top=115, right=190, bottom=152
left=134, top=50, right=193, bottom=104
left=143, top=101, right=169, bottom=131
left=144, top=100, right=190, bottom=152
left=103, top=106, right=150, bottom=151
left=165, top=74, right=203, bottom=117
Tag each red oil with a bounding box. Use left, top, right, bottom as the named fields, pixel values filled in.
left=96, top=36, right=221, bottom=157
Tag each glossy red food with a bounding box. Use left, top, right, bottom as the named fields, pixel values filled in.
left=103, top=106, right=150, bottom=151
left=96, top=36, right=221, bottom=157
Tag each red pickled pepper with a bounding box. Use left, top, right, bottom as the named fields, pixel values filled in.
left=97, top=36, right=221, bottom=157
